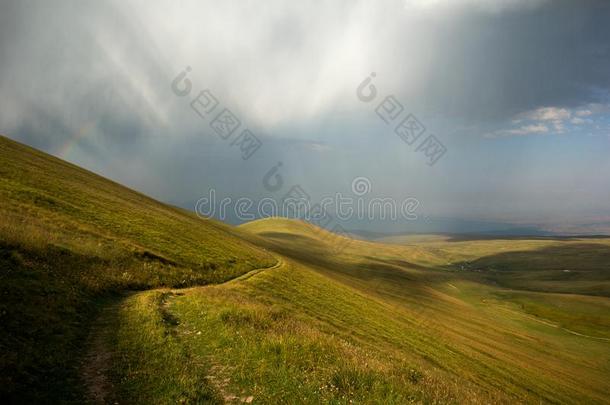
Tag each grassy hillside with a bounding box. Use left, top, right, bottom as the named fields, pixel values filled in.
left=0, top=135, right=274, bottom=402
left=107, top=218, right=610, bottom=403
left=1, top=135, right=609, bottom=403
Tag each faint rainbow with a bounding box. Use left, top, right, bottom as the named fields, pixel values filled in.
left=57, top=121, right=97, bottom=159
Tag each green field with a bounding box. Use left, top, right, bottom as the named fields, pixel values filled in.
left=1, top=134, right=609, bottom=403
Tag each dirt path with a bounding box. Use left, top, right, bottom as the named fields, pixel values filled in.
left=560, top=326, right=610, bottom=341
left=80, top=257, right=284, bottom=403
left=225, top=257, right=284, bottom=284
left=496, top=304, right=610, bottom=342
left=80, top=296, right=128, bottom=404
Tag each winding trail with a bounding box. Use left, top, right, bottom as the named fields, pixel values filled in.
left=80, top=297, right=128, bottom=404
left=496, top=305, right=610, bottom=342
left=80, top=256, right=284, bottom=404
left=225, top=257, right=284, bottom=284
left=560, top=326, right=610, bottom=341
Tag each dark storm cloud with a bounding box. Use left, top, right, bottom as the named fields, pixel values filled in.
left=1, top=0, right=609, bottom=140
left=0, top=0, right=172, bottom=153
left=414, top=0, right=610, bottom=123
left=0, top=0, right=609, bottom=228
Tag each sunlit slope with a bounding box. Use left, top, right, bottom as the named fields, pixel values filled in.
left=116, top=262, right=509, bottom=403
left=381, top=233, right=610, bottom=297
left=244, top=218, right=610, bottom=297
left=2, top=133, right=609, bottom=403
left=229, top=218, right=610, bottom=403
left=0, top=134, right=274, bottom=402
left=239, top=217, right=444, bottom=271
left=244, top=218, right=610, bottom=340
left=0, top=135, right=274, bottom=282
left=68, top=211, right=610, bottom=402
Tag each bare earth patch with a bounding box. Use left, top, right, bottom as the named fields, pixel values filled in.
left=80, top=299, right=122, bottom=404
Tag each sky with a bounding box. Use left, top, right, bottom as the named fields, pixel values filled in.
left=1, top=0, right=610, bottom=233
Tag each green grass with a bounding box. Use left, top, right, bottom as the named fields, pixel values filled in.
left=109, top=291, right=221, bottom=404
left=110, top=218, right=610, bottom=403
left=113, top=263, right=494, bottom=404
left=1, top=134, right=610, bottom=403
left=0, top=135, right=273, bottom=402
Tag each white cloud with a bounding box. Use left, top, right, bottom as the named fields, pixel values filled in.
left=570, top=117, right=586, bottom=124
left=487, top=123, right=549, bottom=137
left=519, top=106, right=571, bottom=121
left=494, top=103, right=610, bottom=137
left=510, top=124, right=549, bottom=135
left=552, top=120, right=565, bottom=133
